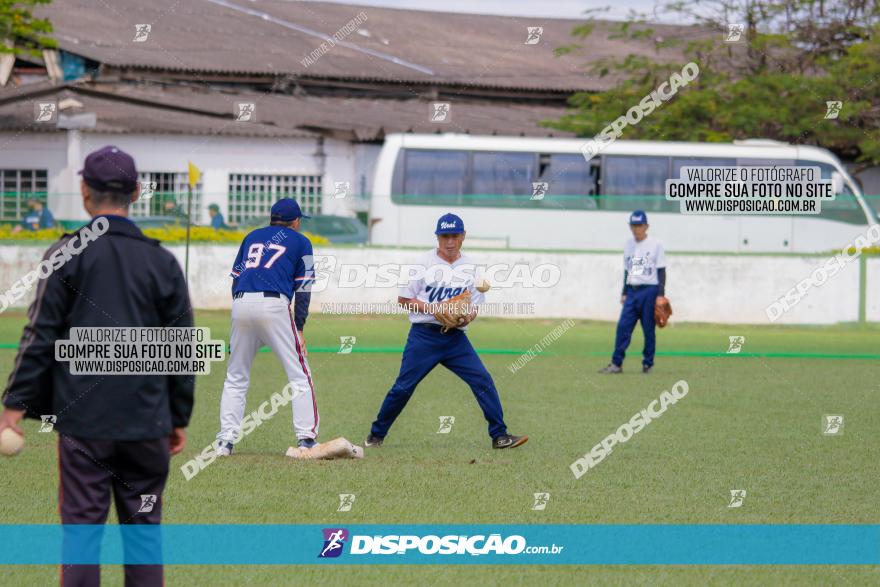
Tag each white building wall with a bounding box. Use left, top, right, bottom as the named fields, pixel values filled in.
left=319, top=139, right=355, bottom=217
left=0, top=132, right=71, bottom=217
left=0, top=131, right=361, bottom=225
left=353, top=143, right=382, bottom=212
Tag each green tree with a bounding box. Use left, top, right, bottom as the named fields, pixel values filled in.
left=0, top=0, right=55, bottom=58
left=548, top=1, right=880, bottom=167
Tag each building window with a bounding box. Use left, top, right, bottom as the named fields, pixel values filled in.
left=132, top=172, right=202, bottom=221
left=228, top=174, right=322, bottom=224
left=0, top=169, right=48, bottom=221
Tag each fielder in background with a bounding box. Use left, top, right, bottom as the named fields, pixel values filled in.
left=216, top=198, right=319, bottom=455
left=600, top=210, right=669, bottom=375
left=365, top=213, right=527, bottom=450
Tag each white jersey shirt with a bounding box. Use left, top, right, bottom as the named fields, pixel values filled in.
left=624, top=235, right=666, bottom=286
left=400, top=249, right=485, bottom=328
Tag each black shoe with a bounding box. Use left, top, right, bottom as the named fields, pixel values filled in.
left=297, top=438, right=318, bottom=449
left=364, top=434, right=384, bottom=447
left=492, top=434, right=529, bottom=449
left=598, top=363, right=623, bottom=374
left=642, top=365, right=652, bottom=374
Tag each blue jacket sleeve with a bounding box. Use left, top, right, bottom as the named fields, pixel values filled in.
left=2, top=239, right=71, bottom=417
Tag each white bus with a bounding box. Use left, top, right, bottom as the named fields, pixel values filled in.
left=368, top=134, right=875, bottom=252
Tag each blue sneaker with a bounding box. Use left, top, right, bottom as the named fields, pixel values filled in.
left=297, top=438, right=318, bottom=449
left=217, top=441, right=234, bottom=456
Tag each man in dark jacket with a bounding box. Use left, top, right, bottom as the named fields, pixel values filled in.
left=0, top=145, right=195, bottom=587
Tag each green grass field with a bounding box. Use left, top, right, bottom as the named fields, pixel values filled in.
left=1, top=311, right=878, bottom=585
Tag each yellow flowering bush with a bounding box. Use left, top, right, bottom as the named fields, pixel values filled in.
left=839, top=246, right=880, bottom=256
left=142, top=226, right=329, bottom=245
left=0, top=225, right=66, bottom=240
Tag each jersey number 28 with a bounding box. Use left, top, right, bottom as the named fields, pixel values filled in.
left=244, top=243, right=286, bottom=269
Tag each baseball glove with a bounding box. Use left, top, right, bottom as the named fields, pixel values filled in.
left=433, top=290, right=472, bottom=332
left=654, top=296, right=672, bottom=328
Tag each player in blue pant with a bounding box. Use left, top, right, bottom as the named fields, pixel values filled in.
left=600, top=210, right=667, bottom=374
left=365, top=213, right=528, bottom=450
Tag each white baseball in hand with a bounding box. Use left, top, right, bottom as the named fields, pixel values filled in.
left=0, top=428, right=25, bottom=457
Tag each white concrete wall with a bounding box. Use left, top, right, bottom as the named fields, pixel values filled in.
left=0, top=243, right=866, bottom=324
left=866, top=257, right=880, bottom=322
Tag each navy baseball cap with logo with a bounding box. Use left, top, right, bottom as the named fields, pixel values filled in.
left=79, top=145, right=138, bottom=193
left=271, top=198, right=310, bottom=221
left=629, top=210, right=648, bottom=225
left=435, top=212, right=464, bottom=234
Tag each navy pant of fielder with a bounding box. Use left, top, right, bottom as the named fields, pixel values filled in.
left=371, top=324, right=508, bottom=439
left=612, top=284, right=659, bottom=368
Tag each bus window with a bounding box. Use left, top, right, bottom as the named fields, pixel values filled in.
left=796, top=160, right=866, bottom=225
left=672, top=157, right=737, bottom=179
left=534, top=153, right=598, bottom=210
left=471, top=151, right=535, bottom=206
left=670, top=157, right=737, bottom=213
left=601, top=155, right=670, bottom=211
left=393, top=149, right=469, bottom=205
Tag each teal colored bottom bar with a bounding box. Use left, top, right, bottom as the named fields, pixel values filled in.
left=0, top=525, right=877, bottom=565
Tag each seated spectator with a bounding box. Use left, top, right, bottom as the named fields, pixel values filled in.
left=163, top=199, right=187, bottom=220
left=12, top=199, right=55, bottom=233
left=208, top=204, right=228, bottom=230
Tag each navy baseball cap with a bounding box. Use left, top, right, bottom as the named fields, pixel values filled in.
left=79, top=145, right=138, bottom=192
left=435, top=212, right=464, bottom=234
left=629, top=210, right=648, bottom=225
left=270, top=198, right=310, bottom=222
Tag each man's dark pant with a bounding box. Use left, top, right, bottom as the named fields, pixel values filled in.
left=58, top=434, right=169, bottom=587
left=612, top=285, right=659, bottom=368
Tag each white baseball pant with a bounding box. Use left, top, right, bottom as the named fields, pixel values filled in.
left=217, top=292, right=319, bottom=444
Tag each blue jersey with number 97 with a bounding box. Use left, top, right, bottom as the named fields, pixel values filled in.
left=230, top=225, right=314, bottom=299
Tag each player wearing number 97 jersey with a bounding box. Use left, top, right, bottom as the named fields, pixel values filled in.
left=216, top=198, right=319, bottom=455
